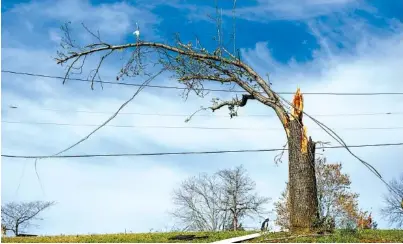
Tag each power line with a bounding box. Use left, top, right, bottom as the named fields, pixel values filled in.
left=3, top=120, right=403, bottom=131
left=5, top=106, right=403, bottom=118
left=3, top=70, right=403, bottom=96
left=2, top=142, right=402, bottom=159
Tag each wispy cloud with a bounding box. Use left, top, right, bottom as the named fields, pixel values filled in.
left=170, top=0, right=367, bottom=22
left=238, top=0, right=365, bottom=21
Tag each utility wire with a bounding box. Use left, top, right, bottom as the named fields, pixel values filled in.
left=4, top=70, right=402, bottom=199
left=2, top=142, right=402, bottom=159
left=3, top=70, right=403, bottom=96
left=3, top=120, right=403, bottom=131
left=5, top=106, right=403, bottom=117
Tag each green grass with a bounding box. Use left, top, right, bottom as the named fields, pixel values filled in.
left=245, top=229, right=403, bottom=243
left=3, top=230, right=402, bottom=243
left=1, top=230, right=256, bottom=243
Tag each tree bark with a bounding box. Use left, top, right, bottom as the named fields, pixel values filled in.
left=1, top=224, right=6, bottom=236
left=233, top=215, right=238, bottom=231
left=288, top=120, right=319, bottom=232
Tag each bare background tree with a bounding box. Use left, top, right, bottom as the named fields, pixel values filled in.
left=1, top=201, right=56, bottom=236
left=217, top=166, right=270, bottom=231
left=380, top=174, right=403, bottom=228
left=172, top=165, right=269, bottom=231
left=172, top=173, right=226, bottom=231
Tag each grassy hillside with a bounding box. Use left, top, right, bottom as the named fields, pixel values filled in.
left=2, top=229, right=402, bottom=243
left=1, top=230, right=255, bottom=243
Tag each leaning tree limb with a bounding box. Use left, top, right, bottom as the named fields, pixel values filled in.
left=55, top=41, right=289, bottom=129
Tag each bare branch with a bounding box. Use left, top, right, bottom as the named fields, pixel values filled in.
left=211, top=94, right=255, bottom=112
left=274, top=142, right=288, bottom=165
left=222, top=47, right=237, bottom=60
left=81, top=23, right=103, bottom=44
left=89, top=49, right=114, bottom=89
left=56, top=40, right=280, bottom=100
left=55, top=23, right=290, bottom=131
left=62, top=56, right=81, bottom=85
left=185, top=107, right=208, bottom=123
left=185, top=94, right=256, bottom=123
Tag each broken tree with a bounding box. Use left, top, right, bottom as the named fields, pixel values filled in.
left=55, top=23, right=323, bottom=232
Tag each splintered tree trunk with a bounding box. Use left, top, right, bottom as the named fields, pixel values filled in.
left=288, top=120, right=319, bottom=232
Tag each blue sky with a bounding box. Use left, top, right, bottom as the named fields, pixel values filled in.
left=1, top=0, right=403, bottom=235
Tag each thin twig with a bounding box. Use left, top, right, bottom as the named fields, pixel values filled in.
left=274, top=142, right=288, bottom=165
left=90, top=49, right=114, bottom=89
left=185, top=107, right=208, bottom=123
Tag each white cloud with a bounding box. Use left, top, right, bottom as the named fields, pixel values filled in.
left=3, top=0, right=160, bottom=46
left=244, top=0, right=362, bottom=20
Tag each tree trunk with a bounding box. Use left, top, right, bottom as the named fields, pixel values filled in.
left=288, top=120, right=319, bottom=233
left=1, top=225, right=6, bottom=236
left=15, top=224, right=19, bottom=236
left=233, top=215, right=238, bottom=231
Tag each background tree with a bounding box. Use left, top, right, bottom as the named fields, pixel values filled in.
left=1, top=201, right=55, bottom=236
left=380, top=174, right=403, bottom=228
left=1, top=224, right=6, bottom=236
left=217, top=166, right=269, bottom=231
left=275, top=157, right=374, bottom=231
left=172, top=165, right=269, bottom=231
left=171, top=173, right=226, bottom=231
left=54, top=3, right=382, bottom=231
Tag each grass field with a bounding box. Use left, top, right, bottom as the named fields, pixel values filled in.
left=1, top=230, right=255, bottom=243
left=2, top=229, right=403, bottom=243
left=246, top=230, right=403, bottom=243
